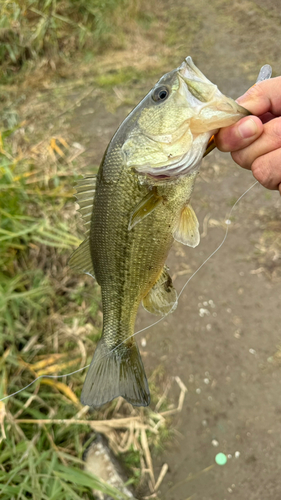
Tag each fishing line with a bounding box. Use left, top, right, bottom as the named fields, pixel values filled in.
left=0, top=180, right=259, bottom=404
left=101, top=61, right=273, bottom=352
left=0, top=365, right=90, bottom=403
left=121, top=179, right=259, bottom=342
left=1, top=65, right=271, bottom=404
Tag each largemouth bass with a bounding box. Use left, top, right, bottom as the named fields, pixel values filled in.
left=70, top=57, right=249, bottom=407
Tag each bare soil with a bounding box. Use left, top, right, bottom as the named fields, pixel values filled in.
left=69, top=1, right=281, bottom=495
left=14, top=0, right=281, bottom=498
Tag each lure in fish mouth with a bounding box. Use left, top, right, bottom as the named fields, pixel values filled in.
left=69, top=57, right=250, bottom=408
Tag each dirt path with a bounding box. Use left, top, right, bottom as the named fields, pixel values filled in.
left=66, top=1, right=281, bottom=498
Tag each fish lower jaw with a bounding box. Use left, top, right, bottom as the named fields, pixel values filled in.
left=136, top=160, right=201, bottom=183
left=145, top=165, right=199, bottom=182
left=136, top=140, right=210, bottom=181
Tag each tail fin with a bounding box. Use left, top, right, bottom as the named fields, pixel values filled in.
left=81, top=338, right=150, bottom=407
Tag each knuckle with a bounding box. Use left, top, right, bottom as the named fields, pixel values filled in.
left=252, top=157, right=269, bottom=186
left=243, top=84, right=264, bottom=102
left=269, top=117, right=281, bottom=144
left=231, top=149, right=247, bottom=168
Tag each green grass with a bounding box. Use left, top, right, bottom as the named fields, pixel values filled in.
left=0, top=121, right=173, bottom=498
left=0, top=0, right=149, bottom=74
left=95, top=67, right=143, bottom=88
left=0, top=445, right=130, bottom=499
left=0, top=124, right=136, bottom=498
left=0, top=4, right=173, bottom=493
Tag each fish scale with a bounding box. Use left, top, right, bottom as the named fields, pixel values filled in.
left=69, top=56, right=249, bottom=407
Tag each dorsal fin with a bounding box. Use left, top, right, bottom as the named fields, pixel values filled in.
left=69, top=176, right=96, bottom=278
left=173, top=204, right=200, bottom=248
left=142, top=266, right=178, bottom=316
left=75, top=176, right=96, bottom=235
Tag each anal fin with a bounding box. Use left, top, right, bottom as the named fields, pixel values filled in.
left=173, top=204, right=200, bottom=248
left=142, top=266, right=178, bottom=316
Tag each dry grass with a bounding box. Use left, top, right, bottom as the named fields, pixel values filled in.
left=0, top=74, right=186, bottom=497
left=0, top=5, right=193, bottom=495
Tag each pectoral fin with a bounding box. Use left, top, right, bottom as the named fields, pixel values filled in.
left=173, top=204, right=200, bottom=248
left=142, top=266, right=178, bottom=316
left=129, top=190, right=162, bottom=230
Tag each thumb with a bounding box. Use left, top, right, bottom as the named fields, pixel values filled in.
left=215, top=116, right=263, bottom=152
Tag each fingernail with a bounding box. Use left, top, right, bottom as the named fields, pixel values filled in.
left=238, top=118, right=258, bottom=139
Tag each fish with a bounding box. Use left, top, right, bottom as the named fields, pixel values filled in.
left=69, top=56, right=249, bottom=408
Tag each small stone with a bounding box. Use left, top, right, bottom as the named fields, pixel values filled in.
left=212, top=439, right=219, bottom=447
left=196, top=388, right=201, bottom=394
left=73, top=142, right=85, bottom=150
left=234, top=451, right=240, bottom=458
left=141, top=338, right=146, bottom=347
left=204, top=378, right=210, bottom=384
left=249, top=348, right=256, bottom=355
left=199, top=308, right=210, bottom=317
left=234, top=329, right=241, bottom=339
left=85, top=438, right=134, bottom=499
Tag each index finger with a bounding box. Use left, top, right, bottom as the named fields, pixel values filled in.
left=237, top=76, right=281, bottom=117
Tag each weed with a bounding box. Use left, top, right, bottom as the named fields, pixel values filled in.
left=0, top=125, right=132, bottom=498
left=0, top=0, right=151, bottom=72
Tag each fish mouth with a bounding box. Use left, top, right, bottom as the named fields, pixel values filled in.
left=179, top=56, right=250, bottom=119
left=179, top=57, right=217, bottom=104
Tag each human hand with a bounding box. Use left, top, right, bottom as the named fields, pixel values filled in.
left=215, top=77, right=281, bottom=195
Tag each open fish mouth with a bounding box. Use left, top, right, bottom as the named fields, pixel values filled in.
left=179, top=56, right=250, bottom=122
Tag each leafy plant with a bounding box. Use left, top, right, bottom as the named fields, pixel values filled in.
left=0, top=127, right=123, bottom=499
left=0, top=0, right=145, bottom=70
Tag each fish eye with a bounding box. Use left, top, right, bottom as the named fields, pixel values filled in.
left=152, top=86, right=169, bottom=102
